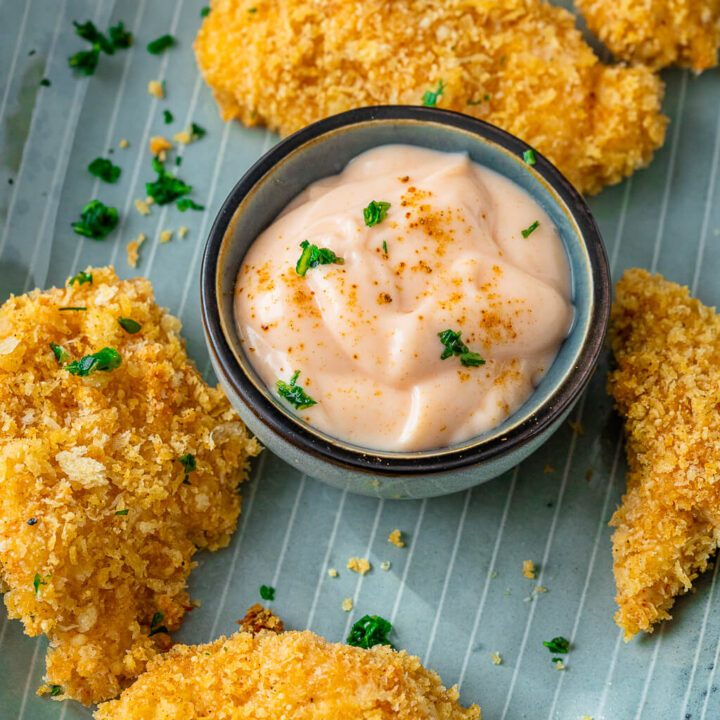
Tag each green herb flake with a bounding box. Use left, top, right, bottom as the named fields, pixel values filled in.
left=363, top=200, right=391, bottom=228
left=521, top=220, right=540, bottom=239
left=68, top=48, right=100, bottom=76
left=40, top=78, right=51, bottom=87
left=73, top=20, right=114, bottom=54
left=190, top=122, right=206, bottom=141
left=33, top=572, right=50, bottom=595
left=248, top=6, right=258, bottom=12
left=65, top=347, right=121, bottom=377
left=58, top=306, right=87, bottom=311
left=421, top=79, right=445, bottom=107
left=259, top=584, right=275, bottom=601
left=542, top=636, right=570, bottom=655
left=49, top=685, right=62, bottom=697
left=276, top=370, right=317, bottom=410
left=108, top=22, right=132, bottom=49
left=295, top=240, right=344, bottom=277
left=49, top=342, right=70, bottom=365
left=201, top=6, right=211, bottom=17
left=88, top=157, right=121, bottom=183
left=146, top=157, right=192, bottom=205
left=438, top=329, right=485, bottom=367
left=115, top=509, right=129, bottom=516
left=118, top=317, right=142, bottom=334
left=347, top=614, right=394, bottom=649
left=68, top=270, right=93, bottom=286
left=71, top=199, right=119, bottom=240
left=466, top=98, right=483, bottom=106
left=147, top=34, right=175, bottom=54
left=178, top=453, right=196, bottom=484
left=149, top=611, right=168, bottom=636
left=382, top=240, right=388, bottom=255
left=523, top=149, right=536, bottom=166
left=163, top=109, right=174, bottom=124
left=177, top=198, right=205, bottom=212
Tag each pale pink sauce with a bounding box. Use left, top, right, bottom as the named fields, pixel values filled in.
left=234, top=145, right=573, bottom=451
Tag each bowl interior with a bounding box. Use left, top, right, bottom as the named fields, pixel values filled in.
left=206, top=108, right=607, bottom=464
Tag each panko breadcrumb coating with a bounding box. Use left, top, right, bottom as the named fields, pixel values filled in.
left=0, top=267, right=260, bottom=704
left=576, top=0, right=720, bottom=72
left=608, top=269, right=720, bottom=639
left=194, top=0, right=668, bottom=195
left=95, top=628, right=481, bottom=720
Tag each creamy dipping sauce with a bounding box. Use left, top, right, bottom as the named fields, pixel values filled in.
left=234, top=145, right=573, bottom=451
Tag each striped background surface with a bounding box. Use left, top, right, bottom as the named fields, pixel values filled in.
left=2, top=1, right=720, bottom=718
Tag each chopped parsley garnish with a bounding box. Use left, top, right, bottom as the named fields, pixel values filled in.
left=347, top=615, right=394, bottom=649
left=68, top=20, right=132, bottom=75
left=259, top=584, right=275, bottom=601
left=190, top=122, right=206, bottom=141
left=88, top=157, right=121, bottom=183
left=523, top=149, right=536, bottom=166
left=68, top=270, right=92, bottom=286
left=248, top=6, right=258, bottom=12
left=542, top=636, right=570, bottom=654
left=40, top=78, right=51, bottom=87
left=49, top=342, right=70, bottom=364
left=438, top=329, right=485, bottom=367
left=108, top=22, right=132, bottom=49
left=521, top=220, right=540, bottom=239
left=149, top=611, right=168, bottom=636
left=118, top=317, right=142, bottom=334
left=146, top=157, right=192, bottom=205
left=276, top=370, right=317, bottom=410
left=115, top=509, right=129, bottom=516
left=58, top=306, right=87, bottom=311
left=71, top=199, right=119, bottom=239
left=467, top=94, right=491, bottom=105
left=68, top=48, right=100, bottom=76
left=73, top=20, right=114, bottom=54
left=49, top=685, right=62, bottom=697
left=177, top=198, right=205, bottom=212
left=163, top=109, right=174, bottom=124
left=295, top=240, right=344, bottom=276
left=33, top=573, right=50, bottom=595
left=421, top=79, right=445, bottom=107
left=178, top=453, right=196, bottom=484
left=382, top=240, right=388, bottom=255
left=65, top=347, right=121, bottom=376
left=201, top=6, right=210, bottom=17
left=363, top=200, right=391, bottom=227
left=147, top=34, right=175, bottom=54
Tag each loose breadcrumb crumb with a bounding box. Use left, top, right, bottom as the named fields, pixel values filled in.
left=173, top=130, right=192, bottom=144
left=535, top=586, right=548, bottom=594
left=327, top=568, right=338, bottom=578
left=523, top=560, right=536, bottom=580
left=0, top=267, right=260, bottom=705
left=95, top=629, right=481, bottom=720
left=576, top=0, right=720, bottom=72
left=491, top=652, right=502, bottom=665
left=147, top=80, right=164, bottom=99
left=554, top=660, right=566, bottom=671
left=160, top=230, right=173, bottom=244
left=178, top=226, right=188, bottom=238
left=134, top=198, right=151, bottom=216
left=347, top=557, right=371, bottom=575
left=544, top=464, right=555, bottom=474
left=381, top=561, right=391, bottom=571
left=119, top=139, right=129, bottom=149
left=149, top=136, right=173, bottom=156
left=236, top=604, right=284, bottom=634
left=126, top=233, right=146, bottom=268
left=194, top=0, right=667, bottom=194
left=569, top=421, right=585, bottom=435
left=388, top=529, right=406, bottom=548
left=341, top=597, right=353, bottom=612
left=609, top=269, right=720, bottom=639
left=146, top=196, right=155, bottom=206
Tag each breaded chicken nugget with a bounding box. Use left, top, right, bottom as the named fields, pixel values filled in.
left=95, top=627, right=481, bottom=719
left=608, top=269, right=720, bottom=639
left=0, top=267, right=260, bottom=704
left=576, top=0, right=720, bottom=72
left=194, top=0, right=667, bottom=195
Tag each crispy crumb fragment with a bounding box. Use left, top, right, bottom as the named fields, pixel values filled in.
left=522, top=560, right=535, bottom=580
left=126, top=233, right=146, bottom=268
left=0, top=267, right=261, bottom=704
left=173, top=130, right=192, bottom=144
left=236, top=604, right=284, bottom=634
left=380, top=561, right=391, bottom=571
left=554, top=660, right=565, bottom=670
left=149, top=136, right=173, bottom=156
left=569, top=421, right=585, bottom=435
left=388, top=529, right=406, bottom=548
left=160, top=230, right=173, bottom=244
left=347, top=557, right=371, bottom=575
left=134, top=199, right=151, bottom=216
left=178, top=226, right=188, bottom=238
left=491, top=652, right=502, bottom=665
left=327, top=568, right=338, bottom=578
left=341, top=597, right=353, bottom=612
left=119, top=139, right=129, bottom=149
left=148, top=80, right=164, bottom=99
left=535, top=586, right=548, bottom=594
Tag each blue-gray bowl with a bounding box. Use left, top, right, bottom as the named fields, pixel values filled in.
left=201, top=106, right=610, bottom=499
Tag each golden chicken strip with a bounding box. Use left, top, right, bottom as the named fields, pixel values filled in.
left=95, top=623, right=480, bottom=719
left=194, top=0, right=667, bottom=195
left=608, top=269, right=720, bottom=639
left=576, top=0, right=720, bottom=72
left=0, top=267, right=260, bottom=704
